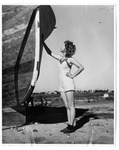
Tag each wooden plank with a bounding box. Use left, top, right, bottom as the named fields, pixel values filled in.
left=2, top=5, right=18, bottom=12
left=3, top=5, right=38, bottom=31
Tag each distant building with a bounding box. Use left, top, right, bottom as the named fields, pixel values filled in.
left=88, top=90, right=93, bottom=93
left=47, top=91, right=52, bottom=94
left=103, top=93, right=109, bottom=98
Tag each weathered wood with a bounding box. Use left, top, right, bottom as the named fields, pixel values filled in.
left=2, top=5, right=19, bottom=12
left=3, top=5, right=38, bottom=31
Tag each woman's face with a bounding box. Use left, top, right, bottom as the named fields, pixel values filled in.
left=60, top=44, right=65, bottom=53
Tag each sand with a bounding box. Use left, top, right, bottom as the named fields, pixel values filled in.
left=2, top=100, right=114, bottom=144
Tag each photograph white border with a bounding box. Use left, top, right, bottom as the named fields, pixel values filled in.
left=0, top=0, right=118, bottom=150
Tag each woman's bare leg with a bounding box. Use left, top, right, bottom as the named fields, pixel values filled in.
left=60, top=91, right=70, bottom=125
left=65, top=91, right=75, bottom=126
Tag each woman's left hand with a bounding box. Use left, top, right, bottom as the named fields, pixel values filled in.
left=66, top=72, right=73, bottom=79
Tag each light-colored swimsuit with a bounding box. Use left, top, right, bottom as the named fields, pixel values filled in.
left=58, top=58, right=75, bottom=92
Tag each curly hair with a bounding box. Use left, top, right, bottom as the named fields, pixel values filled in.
left=64, top=40, right=76, bottom=58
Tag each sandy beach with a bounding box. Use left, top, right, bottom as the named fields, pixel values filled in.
left=2, top=99, right=114, bottom=144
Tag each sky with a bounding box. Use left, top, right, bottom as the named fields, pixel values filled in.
left=34, top=5, right=114, bottom=93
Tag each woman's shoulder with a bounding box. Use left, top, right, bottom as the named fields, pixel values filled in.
left=68, top=57, right=75, bottom=62
left=68, top=57, right=79, bottom=64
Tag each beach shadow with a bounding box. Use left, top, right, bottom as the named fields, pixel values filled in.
left=74, top=113, right=98, bottom=131
left=9, top=105, right=89, bottom=125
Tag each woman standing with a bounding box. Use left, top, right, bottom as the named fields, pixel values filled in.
left=42, top=38, right=84, bottom=133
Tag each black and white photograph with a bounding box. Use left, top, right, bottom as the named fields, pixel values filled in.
left=1, top=2, right=116, bottom=146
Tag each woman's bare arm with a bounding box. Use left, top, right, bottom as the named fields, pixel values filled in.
left=42, top=41, right=61, bottom=61
left=66, top=58, right=84, bottom=78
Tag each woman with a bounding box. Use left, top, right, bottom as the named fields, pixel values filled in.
left=42, top=38, right=84, bottom=133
